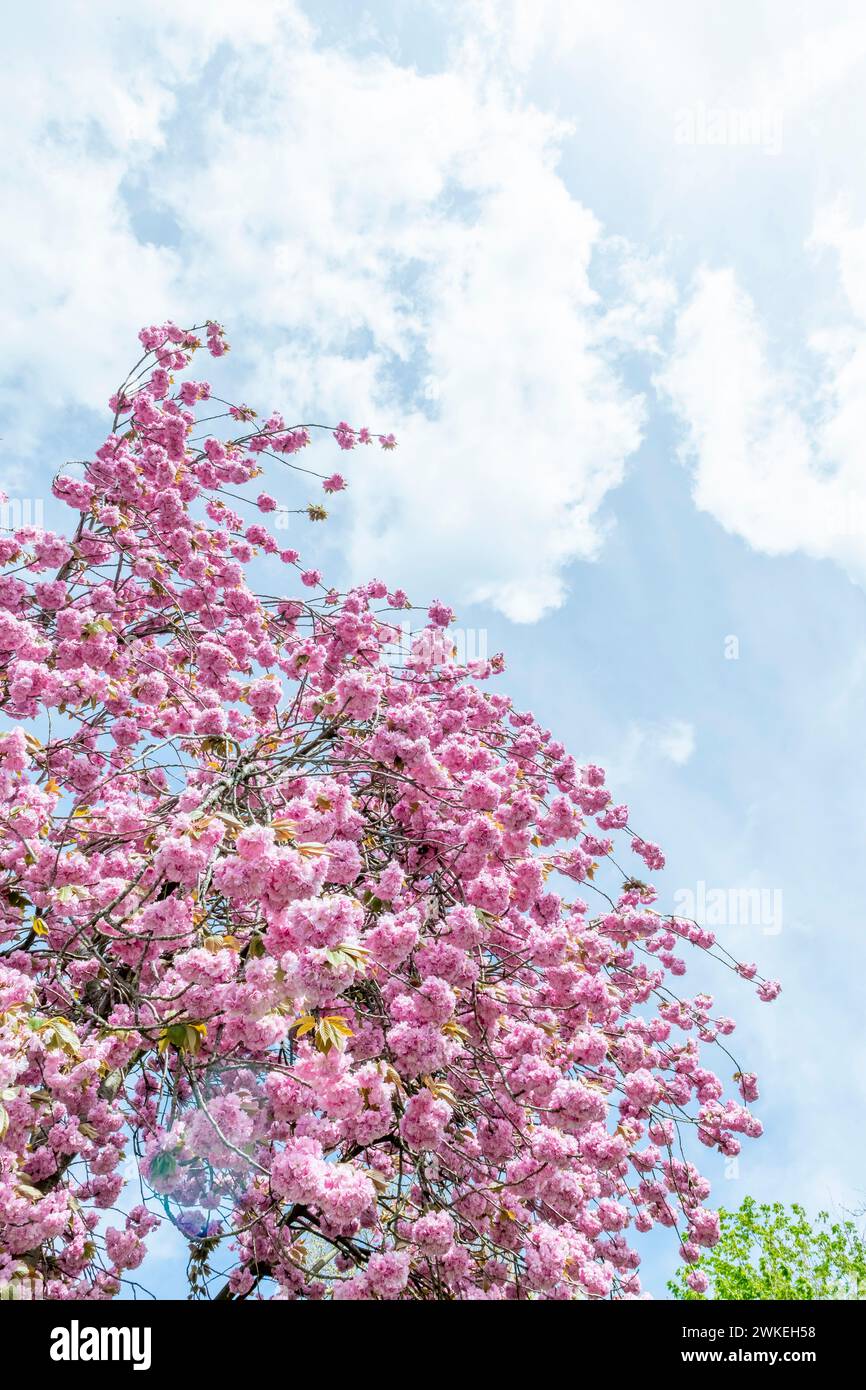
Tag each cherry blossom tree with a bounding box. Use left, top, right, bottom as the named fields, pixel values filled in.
left=0, top=322, right=778, bottom=1300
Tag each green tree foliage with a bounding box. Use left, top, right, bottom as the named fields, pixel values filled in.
left=669, top=1197, right=866, bottom=1300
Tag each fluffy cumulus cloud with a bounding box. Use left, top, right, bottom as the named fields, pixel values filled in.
left=159, top=39, right=652, bottom=621
left=0, top=2, right=296, bottom=446
left=657, top=232, right=866, bottom=584
left=9, top=0, right=866, bottom=617
left=0, top=0, right=658, bottom=622
left=470, top=0, right=866, bottom=597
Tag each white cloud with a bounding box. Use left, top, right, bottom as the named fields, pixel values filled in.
left=0, top=0, right=657, bottom=623
left=657, top=246, right=866, bottom=583
left=11, top=0, right=866, bottom=615
left=652, top=718, right=697, bottom=766
left=156, top=44, right=652, bottom=623
left=602, top=717, right=696, bottom=786
left=469, top=0, right=866, bottom=592
left=0, top=2, right=306, bottom=451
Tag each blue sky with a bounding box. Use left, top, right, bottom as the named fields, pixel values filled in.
left=4, top=0, right=866, bottom=1297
